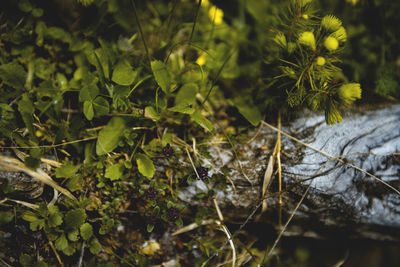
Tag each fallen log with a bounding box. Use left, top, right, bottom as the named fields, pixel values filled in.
left=178, top=104, right=400, bottom=241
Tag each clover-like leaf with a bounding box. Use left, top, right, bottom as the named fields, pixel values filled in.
left=112, top=60, right=136, bottom=86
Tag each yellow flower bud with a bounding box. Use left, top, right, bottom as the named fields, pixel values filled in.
left=196, top=51, right=207, bottom=66
left=196, top=0, right=210, bottom=7
left=337, top=83, right=362, bottom=106
left=298, top=31, right=316, bottom=50
left=321, top=15, right=342, bottom=32
left=35, top=130, right=43, bottom=138
left=324, top=36, right=339, bottom=51
left=332, top=26, right=347, bottom=43
left=316, top=56, right=326, bottom=66
left=209, top=5, right=224, bottom=25
left=302, top=14, right=309, bottom=19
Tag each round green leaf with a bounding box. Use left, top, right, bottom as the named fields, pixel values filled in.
left=112, top=60, right=136, bottom=86
left=80, top=223, right=93, bottom=241
left=93, top=96, right=109, bottom=117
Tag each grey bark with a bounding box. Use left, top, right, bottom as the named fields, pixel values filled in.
left=179, top=104, right=400, bottom=241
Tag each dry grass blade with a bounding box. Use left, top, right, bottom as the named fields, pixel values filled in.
left=0, top=155, right=77, bottom=201
left=0, top=197, right=39, bottom=210
left=172, top=219, right=215, bottom=236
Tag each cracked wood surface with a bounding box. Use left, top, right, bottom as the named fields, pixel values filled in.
left=179, top=104, right=400, bottom=241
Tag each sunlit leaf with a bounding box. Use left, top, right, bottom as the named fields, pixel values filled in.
left=112, top=60, right=137, bottom=86
left=136, top=153, right=155, bottom=178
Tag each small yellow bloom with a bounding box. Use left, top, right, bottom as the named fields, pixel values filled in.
left=302, top=14, right=309, bottom=19
left=35, top=130, right=43, bottom=138
left=332, top=26, right=347, bottom=43
left=140, top=241, right=160, bottom=255
left=209, top=5, right=224, bottom=25
left=196, top=0, right=210, bottom=7
left=316, top=56, right=326, bottom=66
left=324, top=36, right=339, bottom=51
left=321, top=15, right=342, bottom=32
left=196, top=51, right=207, bottom=66
left=298, top=31, right=316, bottom=50
left=337, top=83, right=362, bottom=106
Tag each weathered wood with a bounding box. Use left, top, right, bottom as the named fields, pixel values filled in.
left=178, top=104, right=400, bottom=240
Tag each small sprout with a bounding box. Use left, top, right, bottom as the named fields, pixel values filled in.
left=167, top=207, right=180, bottom=221
left=316, top=56, right=326, bottom=66
left=196, top=166, right=209, bottom=180
left=337, top=83, right=362, bottom=106
left=162, top=143, right=174, bottom=157
left=324, top=36, right=339, bottom=51
left=298, top=31, right=316, bottom=50
left=321, top=15, right=342, bottom=32
left=332, top=26, right=347, bottom=43
left=209, top=5, right=224, bottom=25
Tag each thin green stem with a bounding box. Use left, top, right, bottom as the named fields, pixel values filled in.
left=131, top=0, right=151, bottom=65
left=189, top=0, right=202, bottom=44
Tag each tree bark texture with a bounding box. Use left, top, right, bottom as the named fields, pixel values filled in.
left=178, top=104, right=400, bottom=241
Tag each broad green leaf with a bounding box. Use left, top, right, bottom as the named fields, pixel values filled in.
left=136, top=153, right=155, bottom=178
left=80, top=223, right=93, bottom=241
left=55, top=234, right=68, bottom=251
left=112, top=60, right=136, bottom=86
left=96, top=117, right=126, bottom=155
left=67, top=229, right=79, bottom=241
left=168, top=104, right=195, bottom=114
left=145, top=106, right=162, bottom=121
left=30, top=219, right=45, bottom=231
left=93, top=96, right=109, bottom=116
left=79, top=83, right=99, bottom=101
left=175, top=83, right=198, bottom=105
left=65, top=208, right=86, bottom=229
left=151, top=60, right=171, bottom=94
left=46, top=27, right=71, bottom=43
left=191, top=111, right=215, bottom=132
left=105, top=163, right=124, bottom=181
left=89, top=238, right=102, bottom=254
left=232, top=97, right=262, bottom=126
left=56, top=162, right=81, bottom=178
left=0, top=61, right=26, bottom=89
